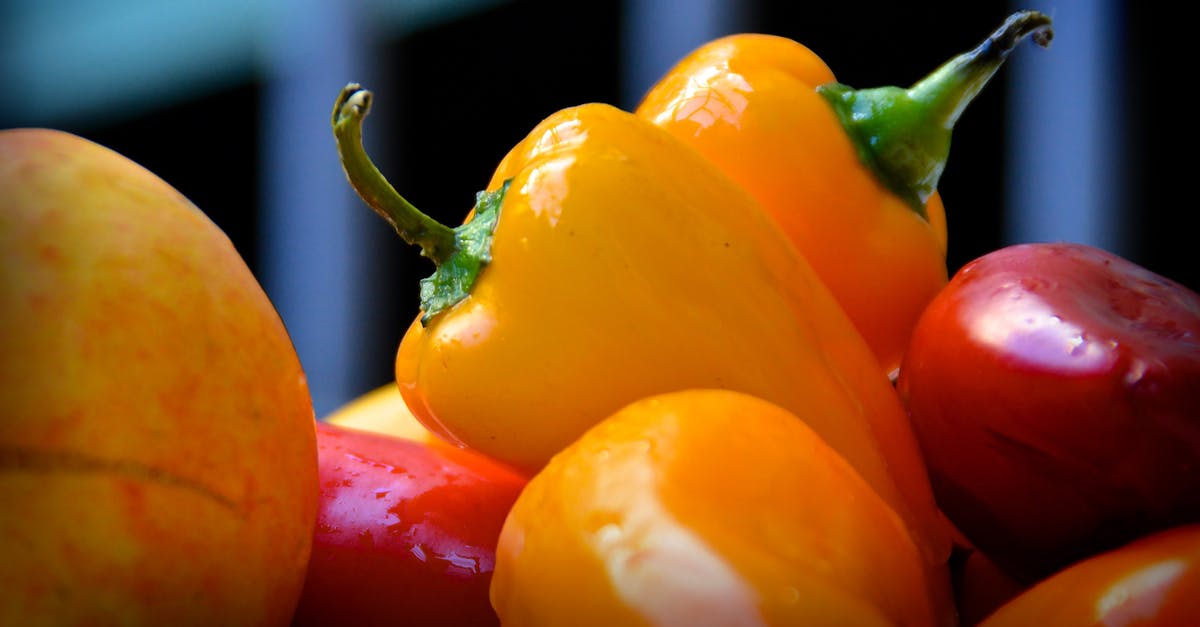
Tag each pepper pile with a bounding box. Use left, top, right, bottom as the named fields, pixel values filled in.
left=302, top=9, right=1200, bottom=627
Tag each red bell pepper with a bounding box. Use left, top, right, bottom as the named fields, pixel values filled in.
left=897, top=242, right=1200, bottom=584
left=292, top=421, right=526, bottom=627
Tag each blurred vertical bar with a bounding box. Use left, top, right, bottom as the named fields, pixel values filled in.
left=620, top=0, right=751, bottom=109
left=1006, top=1, right=1126, bottom=254
left=259, top=0, right=376, bottom=417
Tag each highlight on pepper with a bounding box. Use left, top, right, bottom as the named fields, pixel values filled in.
left=636, top=10, right=1053, bottom=377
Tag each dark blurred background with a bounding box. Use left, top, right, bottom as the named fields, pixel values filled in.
left=2, top=0, right=1186, bottom=416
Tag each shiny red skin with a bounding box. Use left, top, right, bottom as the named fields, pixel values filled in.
left=897, top=242, right=1200, bottom=584
left=292, top=421, right=526, bottom=627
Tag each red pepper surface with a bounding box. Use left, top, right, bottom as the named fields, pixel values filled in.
left=637, top=11, right=1052, bottom=376
left=897, top=242, right=1200, bottom=584
left=292, top=421, right=526, bottom=627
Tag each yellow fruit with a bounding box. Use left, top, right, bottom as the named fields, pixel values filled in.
left=323, top=384, right=436, bottom=444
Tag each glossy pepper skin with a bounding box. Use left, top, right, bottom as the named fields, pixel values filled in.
left=332, top=86, right=951, bottom=578
left=292, top=421, right=526, bottom=627
left=492, top=389, right=953, bottom=627
left=980, top=525, right=1200, bottom=626
left=636, top=12, right=1052, bottom=376
left=897, top=242, right=1200, bottom=584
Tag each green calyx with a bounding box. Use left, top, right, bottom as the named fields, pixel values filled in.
left=417, top=181, right=506, bottom=325
left=332, top=83, right=505, bottom=324
left=817, top=10, right=1054, bottom=218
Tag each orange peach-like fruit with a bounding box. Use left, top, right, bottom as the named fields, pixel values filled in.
left=0, top=129, right=319, bottom=626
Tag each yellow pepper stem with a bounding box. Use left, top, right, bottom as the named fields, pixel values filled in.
left=818, top=10, right=1053, bottom=217
left=332, top=83, right=457, bottom=265
left=332, top=83, right=506, bottom=324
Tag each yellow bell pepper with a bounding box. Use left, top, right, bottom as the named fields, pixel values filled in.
left=332, top=85, right=950, bottom=570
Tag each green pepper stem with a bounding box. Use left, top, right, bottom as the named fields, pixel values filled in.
left=817, top=10, right=1053, bottom=216
left=332, top=83, right=457, bottom=265
left=333, top=83, right=508, bottom=323
left=911, top=11, right=1054, bottom=130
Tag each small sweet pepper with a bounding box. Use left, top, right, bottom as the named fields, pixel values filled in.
left=331, top=85, right=950, bottom=572
left=492, top=389, right=955, bottom=626
left=294, top=420, right=525, bottom=627
left=636, top=11, right=1053, bottom=376
left=980, top=524, right=1200, bottom=626
left=897, top=242, right=1200, bottom=583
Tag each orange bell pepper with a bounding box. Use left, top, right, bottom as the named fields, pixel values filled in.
left=980, top=525, right=1200, bottom=626
left=332, top=85, right=950, bottom=572
left=636, top=11, right=1053, bottom=376
left=491, top=389, right=955, bottom=626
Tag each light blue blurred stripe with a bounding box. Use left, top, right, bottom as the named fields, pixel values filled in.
left=258, top=0, right=370, bottom=418
left=1005, top=0, right=1126, bottom=254
left=1, top=0, right=508, bottom=126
